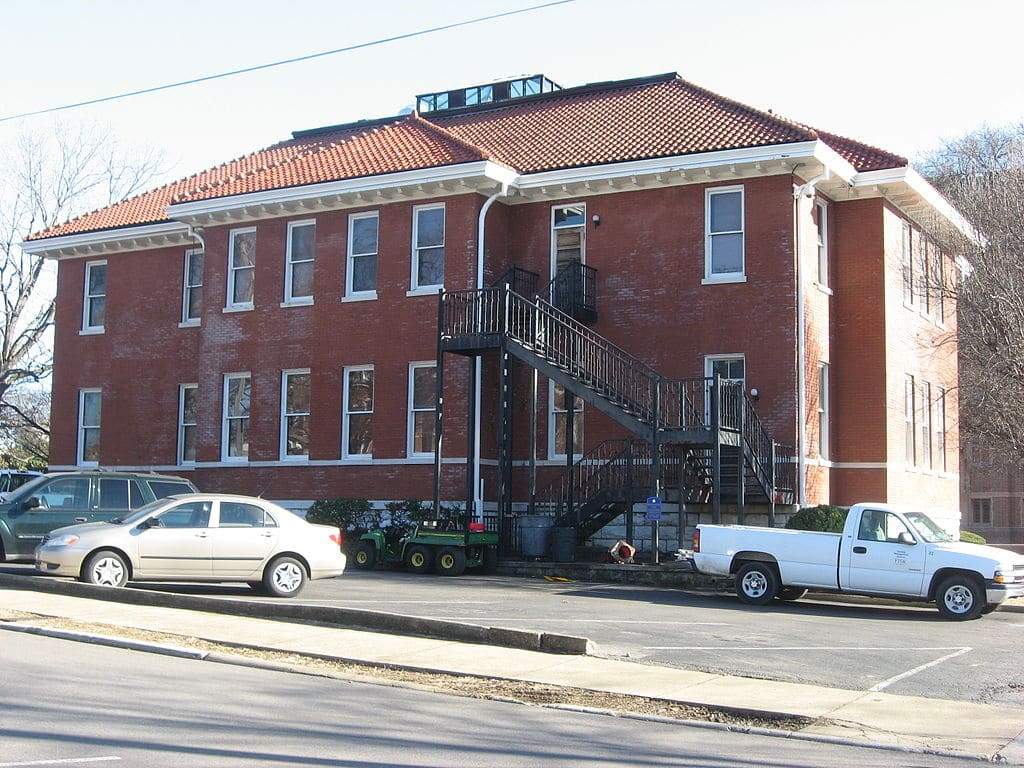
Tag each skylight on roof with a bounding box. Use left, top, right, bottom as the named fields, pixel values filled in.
left=416, top=75, right=561, bottom=114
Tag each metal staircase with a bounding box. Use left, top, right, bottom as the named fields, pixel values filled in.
left=436, top=271, right=795, bottom=545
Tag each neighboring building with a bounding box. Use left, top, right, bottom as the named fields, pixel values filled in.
left=24, top=72, right=974, bottom=552
left=961, top=445, right=1024, bottom=553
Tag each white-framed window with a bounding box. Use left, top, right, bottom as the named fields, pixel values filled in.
left=904, top=374, right=916, bottom=465
left=816, top=200, right=829, bottom=288
left=226, top=228, right=256, bottom=310
left=549, top=382, right=583, bottom=459
left=178, top=384, right=198, bottom=465
left=284, top=220, right=315, bottom=305
left=818, top=362, right=830, bottom=460
left=408, top=362, right=437, bottom=457
left=901, top=221, right=914, bottom=307
left=347, top=212, right=378, bottom=298
left=704, top=187, right=745, bottom=282
left=181, top=249, right=203, bottom=325
left=936, top=386, right=947, bottom=472
left=82, top=261, right=107, bottom=333
left=917, top=233, right=930, bottom=315
left=222, top=373, right=251, bottom=461
left=78, top=389, right=102, bottom=465
left=705, top=355, right=746, bottom=422
left=920, top=381, right=932, bottom=469
left=972, top=498, right=992, bottom=526
left=343, top=366, right=374, bottom=459
left=551, top=203, right=586, bottom=276
left=280, top=369, right=311, bottom=460
left=933, top=250, right=945, bottom=324
left=411, top=204, right=445, bottom=292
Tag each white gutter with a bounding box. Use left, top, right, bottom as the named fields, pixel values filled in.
left=793, top=169, right=828, bottom=507
left=471, top=183, right=510, bottom=519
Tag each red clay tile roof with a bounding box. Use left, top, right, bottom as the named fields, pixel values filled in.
left=28, top=72, right=907, bottom=241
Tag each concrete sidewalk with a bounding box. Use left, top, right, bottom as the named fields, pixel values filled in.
left=3, top=581, right=1023, bottom=764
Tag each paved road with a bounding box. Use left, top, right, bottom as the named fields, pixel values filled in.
left=2, top=630, right=983, bottom=768
left=7, top=563, right=1024, bottom=708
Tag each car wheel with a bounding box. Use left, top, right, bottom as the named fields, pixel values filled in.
left=82, top=550, right=129, bottom=588
left=353, top=542, right=378, bottom=570
left=405, top=545, right=433, bottom=574
left=435, top=547, right=467, bottom=577
left=263, top=556, right=307, bottom=598
left=735, top=561, right=779, bottom=605
left=481, top=545, right=499, bottom=575
left=777, top=586, right=808, bottom=602
left=935, top=574, right=984, bottom=620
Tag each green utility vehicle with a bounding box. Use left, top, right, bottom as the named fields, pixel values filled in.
left=352, top=520, right=498, bottom=576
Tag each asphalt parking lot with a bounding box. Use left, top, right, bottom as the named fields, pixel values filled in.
left=5, top=562, right=1023, bottom=708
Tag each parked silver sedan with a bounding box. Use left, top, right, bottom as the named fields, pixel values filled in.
left=35, top=493, right=346, bottom=597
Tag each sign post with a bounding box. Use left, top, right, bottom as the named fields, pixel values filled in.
left=646, top=496, right=662, bottom=565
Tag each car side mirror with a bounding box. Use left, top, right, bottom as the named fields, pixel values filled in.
left=141, top=517, right=163, bottom=529
left=24, top=496, right=41, bottom=510
left=898, top=531, right=915, bottom=545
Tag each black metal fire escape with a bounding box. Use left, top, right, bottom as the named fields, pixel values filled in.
left=432, top=263, right=795, bottom=551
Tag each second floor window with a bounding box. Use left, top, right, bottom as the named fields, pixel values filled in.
left=705, top=187, right=744, bottom=281
left=227, top=228, right=256, bottom=309
left=223, top=373, right=250, bottom=460
left=348, top=213, right=378, bottom=296
left=182, top=249, right=203, bottom=324
left=816, top=200, right=829, bottom=288
left=285, top=221, right=315, bottom=303
left=83, top=261, right=106, bottom=332
left=412, top=205, right=444, bottom=291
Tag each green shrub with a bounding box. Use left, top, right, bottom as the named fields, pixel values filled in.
left=960, top=530, right=987, bottom=545
left=785, top=505, right=849, bottom=533
left=305, top=498, right=378, bottom=534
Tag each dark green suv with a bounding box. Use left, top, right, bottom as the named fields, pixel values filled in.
left=0, top=471, right=198, bottom=561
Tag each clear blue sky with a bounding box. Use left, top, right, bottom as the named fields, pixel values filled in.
left=2, top=0, right=1021, bottom=185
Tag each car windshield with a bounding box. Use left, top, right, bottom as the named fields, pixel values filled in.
left=113, top=498, right=172, bottom=526
left=905, top=511, right=955, bottom=543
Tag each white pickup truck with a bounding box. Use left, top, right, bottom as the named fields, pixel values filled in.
left=692, top=502, right=1024, bottom=620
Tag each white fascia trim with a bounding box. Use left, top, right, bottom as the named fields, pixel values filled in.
left=810, top=142, right=858, bottom=185
left=166, top=161, right=518, bottom=220
left=20, top=221, right=190, bottom=259
left=516, top=142, right=821, bottom=190
left=853, top=166, right=981, bottom=248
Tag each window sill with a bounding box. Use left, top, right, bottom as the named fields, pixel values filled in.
left=280, top=455, right=310, bottom=462
left=178, top=320, right=201, bottom=329
left=280, top=298, right=314, bottom=308
left=406, top=287, right=443, bottom=298
left=79, top=327, right=104, bottom=336
left=221, top=456, right=249, bottom=463
left=342, top=455, right=374, bottom=463
left=223, top=305, right=254, bottom=314
left=701, top=274, right=747, bottom=286
left=814, top=283, right=833, bottom=296
left=341, top=292, right=378, bottom=303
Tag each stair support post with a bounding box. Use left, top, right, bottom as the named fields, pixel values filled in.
left=497, top=345, right=513, bottom=555
left=432, top=293, right=446, bottom=516
left=651, top=377, right=661, bottom=565
left=769, top=440, right=777, bottom=527
left=711, top=373, right=722, bottom=525
left=566, top=390, right=576, bottom=528
left=626, top=439, right=635, bottom=544
left=737, top=390, right=746, bottom=525
left=465, top=355, right=478, bottom=544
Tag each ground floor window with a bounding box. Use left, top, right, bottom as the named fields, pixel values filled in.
left=343, top=366, right=374, bottom=458
left=78, top=389, right=101, bottom=465
left=222, top=373, right=251, bottom=460
left=549, top=382, right=583, bottom=459
left=408, top=363, right=437, bottom=457
left=281, top=370, right=311, bottom=459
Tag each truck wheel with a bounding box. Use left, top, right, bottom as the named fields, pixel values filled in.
left=353, top=542, right=377, bottom=570
left=735, top=562, right=779, bottom=605
left=981, top=603, right=998, bottom=615
left=435, top=547, right=467, bottom=576
left=405, top=545, right=433, bottom=574
left=935, top=575, right=984, bottom=620
left=777, top=586, right=808, bottom=602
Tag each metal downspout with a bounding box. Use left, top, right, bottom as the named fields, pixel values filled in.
left=473, top=184, right=509, bottom=519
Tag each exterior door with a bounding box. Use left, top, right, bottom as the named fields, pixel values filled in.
left=136, top=500, right=213, bottom=577
left=209, top=500, right=279, bottom=578
left=843, top=509, right=927, bottom=595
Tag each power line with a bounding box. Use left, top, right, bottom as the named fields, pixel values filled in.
left=0, top=0, right=574, bottom=124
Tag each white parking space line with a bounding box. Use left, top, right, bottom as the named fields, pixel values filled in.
left=643, top=646, right=966, bottom=651
left=313, top=600, right=493, bottom=605
left=0, top=758, right=122, bottom=767
left=869, top=647, right=973, bottom=692
left=441, top=619, right=729, bottom=625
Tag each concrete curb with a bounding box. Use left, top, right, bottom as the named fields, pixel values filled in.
left=0, top=620, right=996, bottom=765
left=0, top=571, right=591, bottom=655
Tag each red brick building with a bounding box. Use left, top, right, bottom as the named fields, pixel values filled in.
left=24, top=73, right=974, bottom=550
